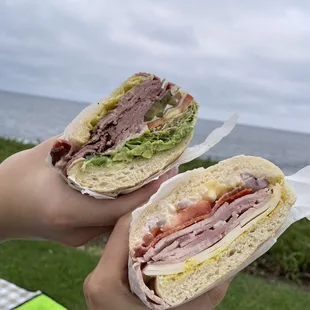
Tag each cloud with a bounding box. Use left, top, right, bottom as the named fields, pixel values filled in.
left=0, top=0, right=310, bottom=133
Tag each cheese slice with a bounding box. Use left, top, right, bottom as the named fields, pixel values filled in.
left=143, top=184, right=281, bottom=276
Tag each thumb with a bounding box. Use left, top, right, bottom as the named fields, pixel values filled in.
left=94, top=213, right=132, bottom=282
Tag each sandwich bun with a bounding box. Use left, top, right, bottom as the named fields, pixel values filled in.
left=129, top=155, right=296, bottom=308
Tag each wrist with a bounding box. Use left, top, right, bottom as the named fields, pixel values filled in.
left=0, top=163, right=16, bottom=241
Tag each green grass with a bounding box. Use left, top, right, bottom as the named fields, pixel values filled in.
left=248, top=218, right=310, bottom=282
left=179, top=157, right=217, bottom=172
left=0, top=240, right=96, bottom=310
left=0, top=137, right=35, bottom=162
left=217, top=274, right=310, bottom=310
left=0, top=240, right=309, bottom=310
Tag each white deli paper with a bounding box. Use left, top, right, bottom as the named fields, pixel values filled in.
left=47, top=113, right=239, bottom=199
left=128, top=161, right=310, bottom=309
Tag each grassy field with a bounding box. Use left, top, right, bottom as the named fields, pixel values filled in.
left=0, top=137, right=310, bottom=309
left=0, top=137, right=34, bottom=162
left=0, top=240, right=310, bottom=310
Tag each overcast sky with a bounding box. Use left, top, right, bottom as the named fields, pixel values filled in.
left=1, top=0, right=310, bottom=133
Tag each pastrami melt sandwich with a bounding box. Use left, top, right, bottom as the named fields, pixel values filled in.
left=48, top=72, right=199, bottom=195
left=128, top=155, right=296, bottom=309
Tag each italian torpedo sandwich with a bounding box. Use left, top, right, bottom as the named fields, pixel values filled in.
left=129, top=155, right=296, bottom=309
left=48, top=72, right=199, bottom=195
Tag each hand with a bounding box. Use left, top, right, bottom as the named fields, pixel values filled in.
left=84, top=214, right=231, bottom=310
left=0, top=138, right=177, bottom=246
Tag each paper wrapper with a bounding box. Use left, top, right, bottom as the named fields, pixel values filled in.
left=128, top=163, right=310, bottom=309
left=46, top=113, right=239, bottom=199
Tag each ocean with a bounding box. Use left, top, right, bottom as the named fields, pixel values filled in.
left=1, top=89, right=310, bottom=175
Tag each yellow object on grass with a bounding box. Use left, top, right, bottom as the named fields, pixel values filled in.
left=15, top=294, right=67, bottom=310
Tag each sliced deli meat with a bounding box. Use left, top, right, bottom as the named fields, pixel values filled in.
left=55, top=78, right=169, bottom=173
left=142, top=187, right=271, bottom=264
left=133, top=174, right=271, bottom=267
left=134, top=178, right=267, bottom=259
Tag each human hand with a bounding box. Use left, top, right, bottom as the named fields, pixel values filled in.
left=0, top=138, right=178, bottom=246
left=84, top=214, right=231, bottom=310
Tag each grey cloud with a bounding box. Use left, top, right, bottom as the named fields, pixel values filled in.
left=130, top=16, right=196, bottom=47
left=0, top=0, right=310, bottom=133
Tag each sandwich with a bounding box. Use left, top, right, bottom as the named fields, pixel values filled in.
left=128, top=155, right=296, bottom=309
left=48, top=72, right=199, bottom=195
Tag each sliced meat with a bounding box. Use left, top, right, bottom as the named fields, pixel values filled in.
left=135, top=175, right=270, bottom=259
left=157, top=239, right=182, bottom=254
left=51, top=140, right=77, bottom=171
left=151, top=223, right=226, bottom=262
left=135, top=72, right=158, bottom=79
left=139, top=200, right=212, bottom=250
left=241, top=173, right=269, bottom=191
left=93, top=79, right=166, bottom=147
left=141, top=204, right=229, bottom=261
left=134, top=245, right=149, bottom=259
left=50, top=140, right=72, bottom=166
left=224, top=211, right=240, bottom=234
left=213, top=187, right=253, bottom=211
left=56, top=78, right=171, bottom=173
left=140, top=212, right=213, bottom=254
left=142, top=188, right=271, bottom=264
left=135, top=187, right=254, bottom=257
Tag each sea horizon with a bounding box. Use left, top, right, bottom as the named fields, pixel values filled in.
left=1, top=88, right=309, bottom=137
left=1, top=88, right=310, bottom=176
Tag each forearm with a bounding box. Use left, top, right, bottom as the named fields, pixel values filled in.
left=0, top=152, right=36, bottom=241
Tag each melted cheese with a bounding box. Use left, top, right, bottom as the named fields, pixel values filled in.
left=143, top=184, right=281, bottom=276
left=202, top=179, right=227, bottom=202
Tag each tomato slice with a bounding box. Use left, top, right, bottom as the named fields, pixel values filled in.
left=179, top=94, right=193, bottom=112
left=147, top=118, right=165, bottom=129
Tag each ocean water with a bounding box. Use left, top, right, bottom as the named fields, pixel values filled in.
left=1, top=90, right=310, bottom=175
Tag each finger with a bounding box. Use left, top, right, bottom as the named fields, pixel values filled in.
left=53, top=167, right=178, bottom=227
left=33, top=136, right=59, bottom=153
left=93, top=213, right=132, bottom=282
left=24, top=137, right=62, bottom=164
